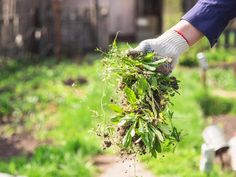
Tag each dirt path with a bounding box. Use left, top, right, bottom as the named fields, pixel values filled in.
left=212, top=89, right=236, bottom=99
left=94, top=155, right=156, bottom=177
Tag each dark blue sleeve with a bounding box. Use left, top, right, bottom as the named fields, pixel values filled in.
left=182, top=0, right=236, bottom=47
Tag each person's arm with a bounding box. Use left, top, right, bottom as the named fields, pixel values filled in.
left=128, top=20, right=202, bottom=71
left=171, top=20, right=203, bottom=46
left=129, top=0, right=236, bottom=72
left=182, top=0, right=236, bottom=47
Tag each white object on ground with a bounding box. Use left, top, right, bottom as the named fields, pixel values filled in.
left=229, top=134, right=236, bottom=171
left=199, top=144, right=215, bottom=172
left=202, top=125, right=228, bottom=152
left=0, top=173, right=26, bottom=177
left=197, top=52, right=208, bottom=70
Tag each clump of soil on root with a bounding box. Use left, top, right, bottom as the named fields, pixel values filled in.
left=97, top=41, right=182, bottom=158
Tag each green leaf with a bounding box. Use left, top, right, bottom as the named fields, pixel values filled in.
left=110, top=116, right=123, bottom=123
left=138, top=119, right=145, bottom=134
left=131, top=128, right=135, bottom=137
left=121, top=114, right=136, bottom=121
left=143, top=109, right=154, bottom=118
left=122, top=127, right=132, bottom=148
left=142, top=132, right=151, bottom=150
left=155, top=138, right=162, bottom=153
left=149, top=124, right=164, bottom=142
left=141, top=125, right=153, bottom=150
left=147, top=90, right=158, bottom=118
left=131, top=119, right=138, bottom=138
left=142, top=64, right=156, bottom=71
left=118, top=114, right=136, bottom=126
left=158, top=124, right=171, bottom=136
left=144, top=53, right=155, bottom=62
left=148, top=130, right=156, bottom=149
left=136, top=76, right=149, bottom=98
left=112, top=33, right=119, bottom=48
left=172, top=127, right=181, bottom=142
left=151, top=77, right=158, bottom=89
left=118, top=119, right=127, bottom=126
left=108, top=104, right=123, bottom=113
left=147, top=58, right=168, bottom=66
left=150, top=148, right=157, bottom=158
left=124, top=86, right=137, bottom=105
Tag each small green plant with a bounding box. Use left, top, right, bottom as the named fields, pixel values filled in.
left=98, top=41, right=182, bottom=157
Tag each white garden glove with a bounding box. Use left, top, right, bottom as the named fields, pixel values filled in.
left=128, top=30, right=189, bottom=73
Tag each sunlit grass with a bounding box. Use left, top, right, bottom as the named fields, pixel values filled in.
left=0, top=59, right=108, bottom=177
left=0, top=50, right=235, bottom=177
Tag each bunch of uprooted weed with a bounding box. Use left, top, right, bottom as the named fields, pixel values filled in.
left=98, top=41, right=182, bottom=158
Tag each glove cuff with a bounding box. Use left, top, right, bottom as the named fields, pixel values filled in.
left=157, top=30, right=189, bottom=55
left=173, top=30, right=190, bottom=46
left=155, top=29, right=189, bottom=68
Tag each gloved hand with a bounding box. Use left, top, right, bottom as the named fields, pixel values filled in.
left=128, top=30, right=189, bottom=73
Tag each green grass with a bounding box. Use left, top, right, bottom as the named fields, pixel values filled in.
left=179, top=39, right=236, bottom=67
left=0, top=56, right=235, bottom=177
left=197, top=93, right=236, bottom=116
left=0, top=58, right=111, bottom=177
left=205, top=47, right=236, bottom=64
left=207, top=68, right=236, bottom=91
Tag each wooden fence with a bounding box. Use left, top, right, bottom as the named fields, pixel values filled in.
left=0, top=0, right=165, bottom=58
left=0, top=0, right=108, bottom=58
left=0, top=0, right=36, bottom=56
